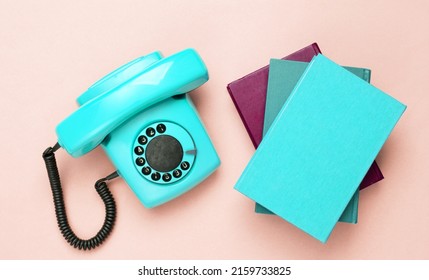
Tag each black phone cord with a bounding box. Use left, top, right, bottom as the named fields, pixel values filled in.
left=42, top=143, right=119, bottom=250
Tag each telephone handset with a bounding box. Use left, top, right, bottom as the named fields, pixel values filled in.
left=42, top=49, right=220, bottom=250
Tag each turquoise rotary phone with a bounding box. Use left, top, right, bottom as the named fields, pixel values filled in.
left=42, top=49, right=220, bottom=250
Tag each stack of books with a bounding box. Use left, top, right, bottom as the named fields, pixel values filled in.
left=227, top=43, right=406, bottom=243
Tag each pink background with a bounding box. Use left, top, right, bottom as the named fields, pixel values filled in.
left=1, top=0, right=428, bottom=259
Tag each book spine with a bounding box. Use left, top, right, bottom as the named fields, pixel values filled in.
left=363, top=68, right=371, bottom=83
left=311, top=42, right=322, bottom=55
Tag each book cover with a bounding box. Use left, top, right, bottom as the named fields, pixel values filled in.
left=226, top=44, right=383, bottom=190
left=227, top=43, right=321, bottom=148
left=256, top=60, right=376, bottom=224
left=234, top=54, right=406, bottom=243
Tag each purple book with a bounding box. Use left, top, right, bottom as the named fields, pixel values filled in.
left=227, top=43, right=383, bottom=189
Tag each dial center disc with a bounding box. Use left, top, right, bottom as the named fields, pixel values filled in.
left=146, top=135, right=183, bottom=172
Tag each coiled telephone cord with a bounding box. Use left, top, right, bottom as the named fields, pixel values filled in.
left=42, top=143, right=118, bottom=250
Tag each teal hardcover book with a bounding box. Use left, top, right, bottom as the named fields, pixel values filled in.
left=255, top=59, right=373, bottom=224
left=234, top=54, right=406, bottom=243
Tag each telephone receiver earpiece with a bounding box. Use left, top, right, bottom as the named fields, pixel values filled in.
left=56, top=48, right=209, bottom=157
left=76, top=51, right=163, bottom=106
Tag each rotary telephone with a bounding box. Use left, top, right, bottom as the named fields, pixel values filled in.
left=42, top=49, right=220, bottom=250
